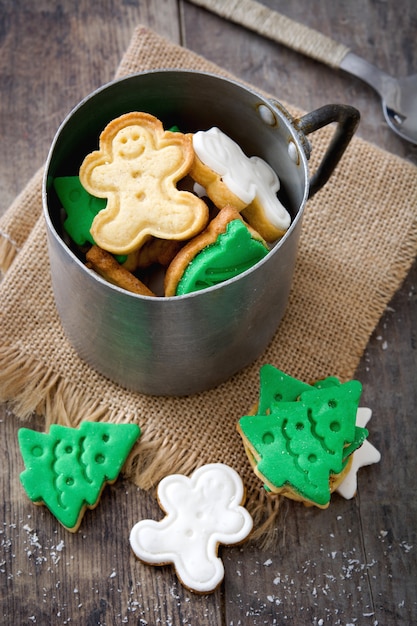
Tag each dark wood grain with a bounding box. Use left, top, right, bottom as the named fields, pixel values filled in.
left=183, top=0, right=417, bottom=164
left=1, top=1, right=416, bottom=624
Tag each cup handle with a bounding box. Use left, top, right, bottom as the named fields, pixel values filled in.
left=293, top=104, right=360, bottom=198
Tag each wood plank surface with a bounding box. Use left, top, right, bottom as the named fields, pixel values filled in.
left=1, top=1, right=416, bottom=624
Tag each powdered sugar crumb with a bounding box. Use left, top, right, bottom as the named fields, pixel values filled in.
left=55, top=539, right=65, bottom=551
left=1, top=508, right=414, bottom=624
left=399, top=542, right=413, bottom=553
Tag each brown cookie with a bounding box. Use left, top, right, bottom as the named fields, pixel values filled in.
left=122, top=237, right=182, bottom=271
left=86, top=245, right=156, bottom=296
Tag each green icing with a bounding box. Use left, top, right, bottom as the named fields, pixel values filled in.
left=176, top=219, right=269, bottom=295
left=257, top=365, right=313, bottom=413
left=343, top=426, right=369, bottom=459
left=53, top=176, right=127, bottom=263
left=53, top=176, right=106, bottom=247
left=239, top=380, right=367, bottom=506
left=313, top=376, right=342, bottom=390
left=18, top=421, right=141, bottom=530
left=257, top=364, right=341, bottom=415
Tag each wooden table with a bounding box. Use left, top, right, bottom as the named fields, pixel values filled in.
left=1, top=2, right=416, bottom=624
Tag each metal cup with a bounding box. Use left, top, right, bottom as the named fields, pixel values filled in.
left=43, top=70, right=359, bottom=395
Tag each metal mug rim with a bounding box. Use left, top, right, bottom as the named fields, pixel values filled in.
left=42, top=68, right=309, bottom=301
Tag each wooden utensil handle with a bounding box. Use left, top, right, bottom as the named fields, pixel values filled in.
left=188, top=0, right=350, bottom=68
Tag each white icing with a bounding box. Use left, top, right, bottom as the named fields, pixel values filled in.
left=336, top=407, right=381, bottom=500
left=192, top=127, right=291, bottom=232
left=129, top=463, right=253, bottom=593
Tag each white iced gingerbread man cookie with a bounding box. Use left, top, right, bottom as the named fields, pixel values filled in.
left=191, top=126, right=291, bottom=241
left=129, top=463, right=253, bottom=593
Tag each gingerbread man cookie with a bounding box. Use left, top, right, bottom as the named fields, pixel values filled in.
left=190, top=127, right=291, bottom=242
left=80, top=112, right=209, bottom=255
left=129, top=463, right=253, bottom=593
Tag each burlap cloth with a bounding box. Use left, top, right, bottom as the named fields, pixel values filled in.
left=1, top=26, right=416, bottom=541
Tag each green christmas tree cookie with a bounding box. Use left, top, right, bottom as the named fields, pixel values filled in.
left=238, top=381, right=368, bottom=507
left=176, top=218, right=269, bottom=295
left=18, top=421, right=141, bottom=531
left=257, top=364, right=341, bottom=415
left=53, top=176, right=106, bottom=247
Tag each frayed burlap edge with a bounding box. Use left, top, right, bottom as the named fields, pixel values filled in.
left=0, top=346, right=111, bottom=426
left=4, top=25, right=415, bottom=546
left=0, top=345, right=201, bottom=488
left=0, top=344, right=281, bottom=544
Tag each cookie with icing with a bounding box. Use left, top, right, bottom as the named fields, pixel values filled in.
left=53, top=175, right=106, bottom=247
left=190, top=126, right=291, bottom=242
left=336, top=407, right=381, bottom=499
left=80, top=112, right=209, bottom=255
left=238, top=379, right=368, bottom=508
left=256, top=365, right=316, bottom=414
left=249, top=364, right=341, bottom=417
left=18, top=421, right=141, bottom=531
left=129, top=463, right=253, bottom=593
left=164, top=205, right=269, bottom=296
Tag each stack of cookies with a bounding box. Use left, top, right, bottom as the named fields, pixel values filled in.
left=237, top=365, right=370, bottom=508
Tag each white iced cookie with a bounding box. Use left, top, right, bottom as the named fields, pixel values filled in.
left=336, top=407, right=381, bottom=499
left=190, top=127, right=291, bottom=242
left=129, top=463, right=253, bottom=593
